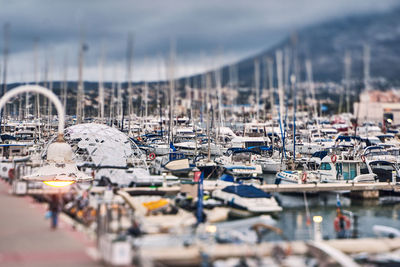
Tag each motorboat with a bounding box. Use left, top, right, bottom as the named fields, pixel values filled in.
left=215, top=148, right=262, bottom=178
left=212, top=184, right=282, bottom=213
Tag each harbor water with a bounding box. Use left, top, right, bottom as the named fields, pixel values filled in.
left=263, top=174, right=400, bottom=241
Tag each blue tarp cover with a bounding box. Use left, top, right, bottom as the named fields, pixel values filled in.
left=224, top=165, right=256, bottom=170
left=221, top=185, right=271, bottom=198
left=336, top=135, right=361, bottom=142
left=0, top=134, right=16, bottom=141
left=311, top=151, right=328, bottom=160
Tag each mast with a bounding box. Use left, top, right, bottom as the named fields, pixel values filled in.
left=33, top=38, right=40, bottom=118
left=206, top=72, right=211, bottom=161
left=215, top=66, right=222, bottom=144
left=126, top=33, right=134, bottom=133
left=267, top=57, right=275, bottom=150
left=344, top=51, right=351, bottom=114
left=46, top=54, right=53, bottom=133
left=2, top=23, right=10, bottom=121
left=168, top=40, right=175, bottom=143
left=157, top=55, right=163, bottom=136
left=109, top=68, right=117, bottom=127
left=117, top=78, right=122, bottom=127
left=2, top=23, right=9, bottom=99
left=144, top=81, right=148, bottom=118
left=363, top=44, right=371, bottom=92
left=47, top=54, right=53, bottom=119
left=363, top=44, right=371, bottom=126
left=98, top=45, right=105, bottom=120
left=305, top=59, right=320, bottom=139
left=254, top=58, right=260, bottom=121
left=291, top=74, right=296, bottom=162
left=276, top=50, right=284, bottom=152
left=63, top=52, right=68, bottom=115
left=76, top=30, right=86, bottom=124
left=18, top=75, right=23, bottom=120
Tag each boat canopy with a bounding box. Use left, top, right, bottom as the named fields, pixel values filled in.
left=248, top=145, right=272, bottom=151
left=335, top=135, right=361, bottom=142
left=226, top=148, right=261, bottom=155
left=0, top=134, right=16, bottom=141
left=311, top=151, right=328, bottom=160
left=222, top=185, right=271, bottom=198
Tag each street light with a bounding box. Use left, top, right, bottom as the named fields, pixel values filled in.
left=313, top=215, right=323, bottom=241
left=0, top=85, right=93, bottom=190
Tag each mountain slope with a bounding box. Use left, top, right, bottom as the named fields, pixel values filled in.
left=221, top=6, right=400, bottom=86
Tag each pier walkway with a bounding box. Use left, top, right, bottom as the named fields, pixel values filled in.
left=88, top=182, right=400, bottom=196
left=0, top=181, right=99, bottom=267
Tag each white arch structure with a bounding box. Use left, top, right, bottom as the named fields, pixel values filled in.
left=0, top=85, right=65, bottom=134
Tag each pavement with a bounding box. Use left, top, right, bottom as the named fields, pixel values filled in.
left=0, top=181, right=100, bottom=267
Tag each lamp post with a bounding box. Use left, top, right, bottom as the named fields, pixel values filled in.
left=0, top=85, right=92, bottom=189
left=313, top=215, right=323, bottom=241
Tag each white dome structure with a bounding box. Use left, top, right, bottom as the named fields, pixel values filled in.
left=64, top=123, right=145, bottom=167
left=63, top=123, right=148, bottom=186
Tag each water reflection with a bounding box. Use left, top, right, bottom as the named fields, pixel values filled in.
left=262, top=174, right=400, bottom=241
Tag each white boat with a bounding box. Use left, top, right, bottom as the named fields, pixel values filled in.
left=125, top=167, right=163, bottom=186
left=0, top=143, right=31, bottom=181
left=256, top=150, right=283, bottom=174
left=362, top=146, right=396, bottom=162
left=215, top=148, right=262, bottom=177
left=275, top=154, right=378, bottom=184
left=212, top=184, right=282, bottom=213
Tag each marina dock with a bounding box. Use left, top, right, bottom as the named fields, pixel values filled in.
left=87, top=182, right=400, bottom=196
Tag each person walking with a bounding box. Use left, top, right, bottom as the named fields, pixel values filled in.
left=49, top=194, right=63, bottom=230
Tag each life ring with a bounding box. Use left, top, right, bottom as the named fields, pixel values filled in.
left=302, top=172, right=307, bottom=183
left=334, top=215, right=351, bottom=232
left=147, top=153, right=156, bottom=161
left=361, top=155, right=366, bottom=162
left=8, top=168, right=15, bottom=180
left=331, top=154, right=337, bottom=164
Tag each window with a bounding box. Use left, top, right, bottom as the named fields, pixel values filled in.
left=342, top=163, right=357, bottom=180
left=320, top=163, right=332, bottom=170
left=11, top=149, right=21, bottom=155
left=360, top=162, right=369, bottom=174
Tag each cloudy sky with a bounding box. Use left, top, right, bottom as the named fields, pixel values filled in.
left=0, top=0, right=398, bottom=83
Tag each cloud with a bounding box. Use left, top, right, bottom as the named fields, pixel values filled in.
left=0, top=0, right=398, bottom=82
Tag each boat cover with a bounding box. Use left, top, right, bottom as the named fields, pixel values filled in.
left=221, top=185, right=271, bottom=198
left=311, top=151, right=328, bottom=160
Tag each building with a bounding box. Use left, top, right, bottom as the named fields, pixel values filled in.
left=354, top=90, right=400, bottom=123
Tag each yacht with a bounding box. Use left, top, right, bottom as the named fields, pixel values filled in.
left=212, top=184, right=282, bottom=213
